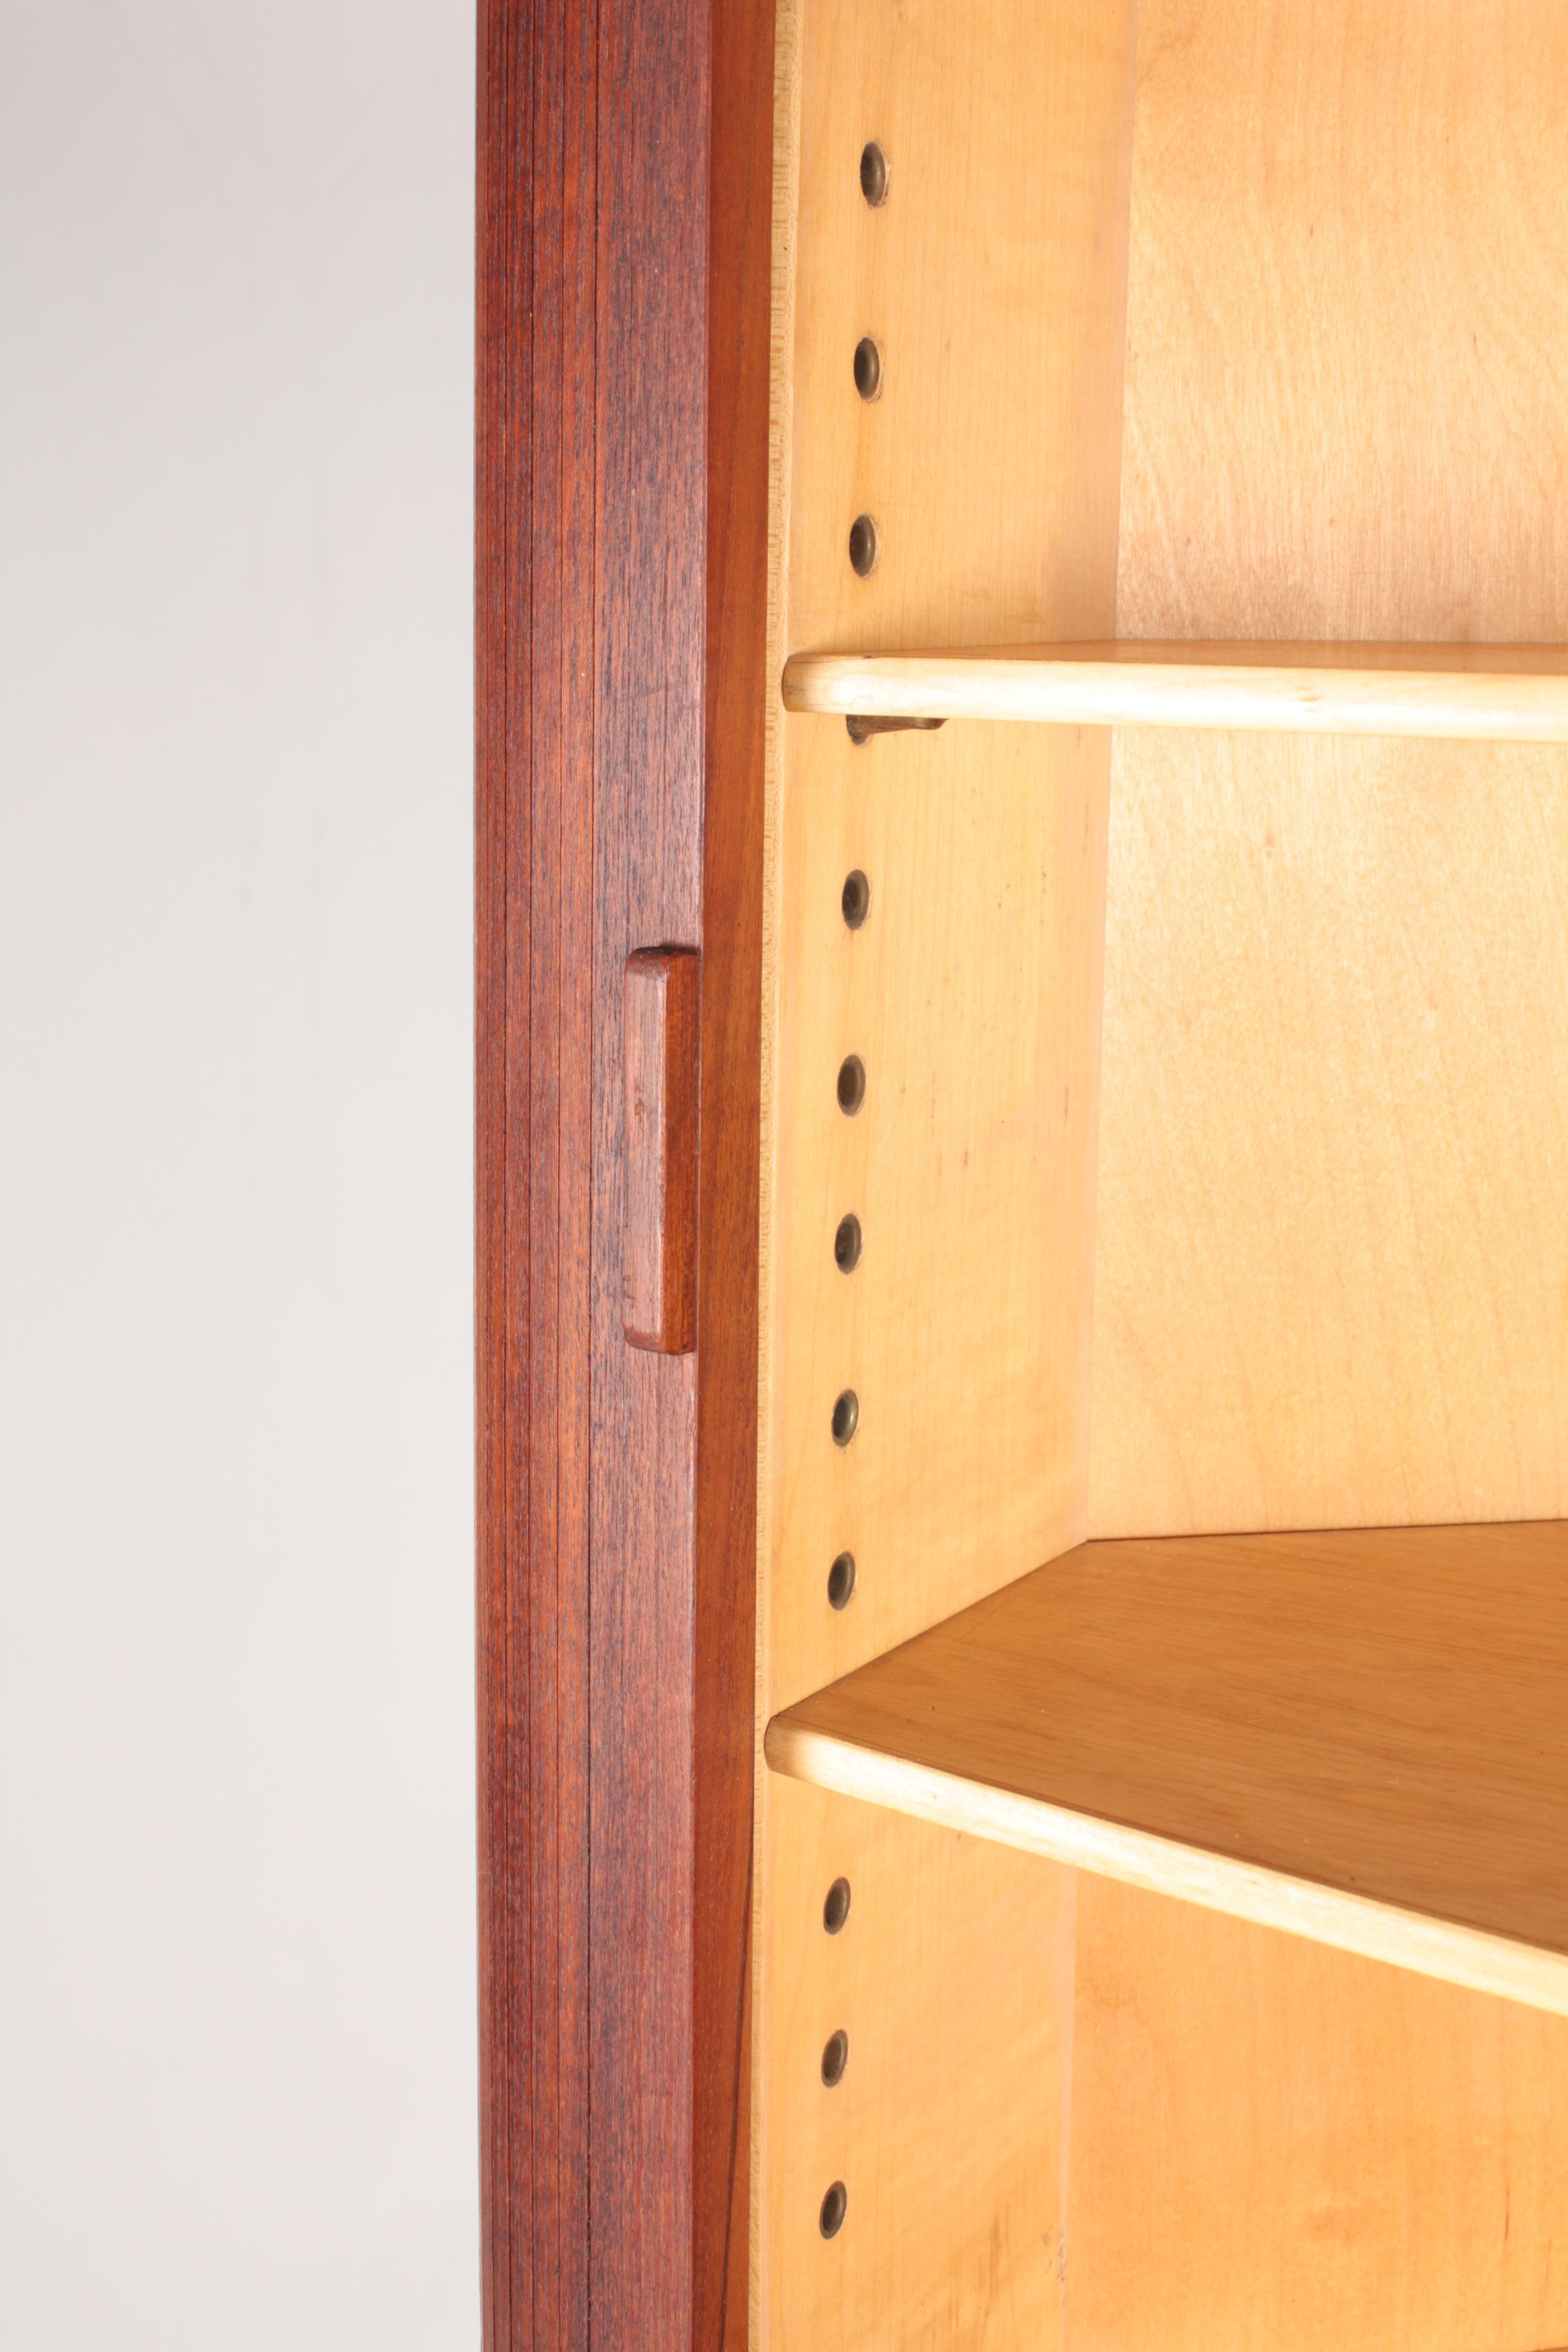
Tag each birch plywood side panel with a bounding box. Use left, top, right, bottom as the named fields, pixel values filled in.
left=787, top=0, right=1136, bottom=655
left=760, top=1776, right=1074, bottom=2352
left=770, top=718, right=1109, bottom=1709
left=765, top=0, right=1137, bottom=1711
left=1066, top=1877, right=1568, bottom=2352
left=1093, top=0, right=1568, bottom=1536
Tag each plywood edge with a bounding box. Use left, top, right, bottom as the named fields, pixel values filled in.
left=750, top=0, right=802, bottom=2342
left=758, top=0, right=802, bottom=1695
left=783, top=643, right=1568, bottom=739
left=764, top=1717, right=1568, bottom=2021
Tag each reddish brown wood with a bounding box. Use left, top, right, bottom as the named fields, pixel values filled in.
left=476, top=8, right=593, bottom=2351
left=623, top=950, right=700, bottom=1354
left=476, top=0, right=770, bottom=2343
left=693, top=0, right=773, bottom=2336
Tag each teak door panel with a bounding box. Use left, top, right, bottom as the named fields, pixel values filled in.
left=476, top=1, right=769, bottom=2346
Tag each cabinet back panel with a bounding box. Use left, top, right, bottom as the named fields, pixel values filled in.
left=1093, top=0, right=1568, bottom=1534
left=1116, top=0, right=1568, bottom=644
left=1068, top=1876, right=1568, bottom=2352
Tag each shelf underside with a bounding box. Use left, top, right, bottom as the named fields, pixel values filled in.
left=767, top=1521, right=1568, bottom=2015
left=782, top=643, right=1568, bottom=741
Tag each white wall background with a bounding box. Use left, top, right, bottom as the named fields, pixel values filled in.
left=0, top=4, right=477, bottom=2342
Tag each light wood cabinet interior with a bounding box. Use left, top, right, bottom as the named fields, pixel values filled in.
left=753, top=0, right=1568, bottom=2344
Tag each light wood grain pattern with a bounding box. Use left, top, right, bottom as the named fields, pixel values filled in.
left=783, top=643, right=1568, bottom=741
left=755, top=9, right=1134, bottom=2342
left=769, top=1523, right=1568, bottom=2015
left=766, top=720, right=1108, bottom=1712
left=768, top=2, right=1568, bottom=2342
left=783, top=0, right=1136, bottom=661
left=1116, top=0, right=1568, bottom=647
left=760, top=1790, right=1568, bottom=2352
left=1090, top=733, right=1568, bottom=1539
left=1095, top=0, right=1568, bottom=1537
left=760, top=0, right=1137, bottom=1718
left=758, top=1773, right=1073, bottom=2352
left=1068, top=1878, right=1568, bottom=2352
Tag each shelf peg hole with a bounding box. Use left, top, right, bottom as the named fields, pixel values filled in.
left=823, top=1876, right=852, bottom=1934
left=853, top=336, right=882, bottom=400
left=859, top=140, right=889, bottom=205
left=827, top=1551, right=857, bottom=1610
left=821, top=2029, right=851, bottom=2087
left=848, top=514, right=879, bottom=578
left=834, top=1213, right=862, bottom=1273
left=820, top=2181, right=848, bottom=2239
left=837, top=1054, right=865, bottom=1114
left=841, top=868, right=870, bottom=929
left=831, top=1390, right=859, bottom=1448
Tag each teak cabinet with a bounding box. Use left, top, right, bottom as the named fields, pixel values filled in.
left=476, top=3, right=1568, bottom=2348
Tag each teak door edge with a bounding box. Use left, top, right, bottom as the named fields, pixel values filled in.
left=475, top=1, right=771, bottom=2347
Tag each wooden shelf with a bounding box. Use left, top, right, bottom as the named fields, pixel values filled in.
left=782, top=642, right=1568, bottom=741
left=766, top=1521, right=1568, bottom=2016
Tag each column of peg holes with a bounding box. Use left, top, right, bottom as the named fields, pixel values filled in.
left=811, top=134, right=890, bottom=2268
left=826, top=127, right=889, bottom=2279
left=816, top=1868, right=852, bottom=2246
left=762, top=1778, right=1075, bottom=2350
left=827, top=860, right=868, bottom=1615
left=822, top=128, right=893, bottom=1626
left=766, top=0, right=1120, bottom=1718
left=845, top=135, right=887, bottom=589
left=761, top=9, right=1135, bottom=2331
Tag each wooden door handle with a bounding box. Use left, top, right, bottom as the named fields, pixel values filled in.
left=622, top=947, right=699, bottom=1353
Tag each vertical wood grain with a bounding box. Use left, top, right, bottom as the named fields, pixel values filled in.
left=586, top=0, right=704, bottom=2324
left=1091, top=0, right=1568, bottom=1538
left=761, top=1779, right=1075, bottom=2352
left=761, top=0, right=1137, bottom=1703
left=476, top=7, right=592, bottom=2348
left=696, top=0, right=775, bottom=2338
left=756, top=4, right=1136, bottom=2345
left=1068, top=1877, right=1568, bottom=2352
left=476, top=0, right=770, bottom=2344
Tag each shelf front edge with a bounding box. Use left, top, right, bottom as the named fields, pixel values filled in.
left=764, top=1716, right=1568, bottom=2020
left=781, top=646, right=1568, bottom=742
